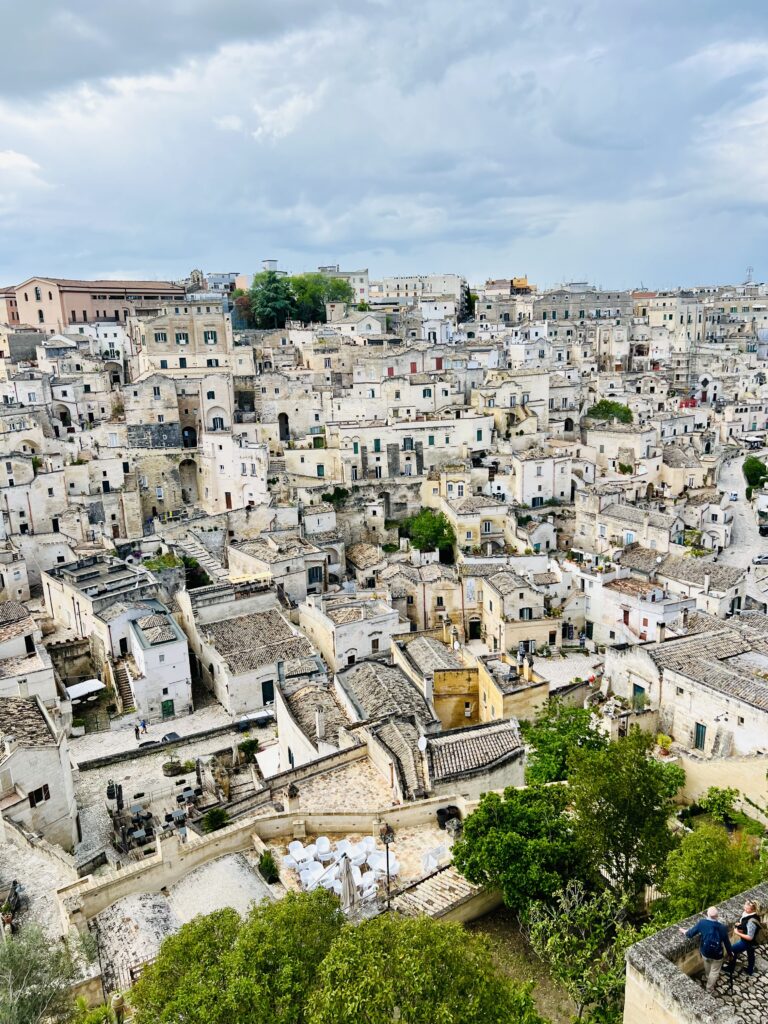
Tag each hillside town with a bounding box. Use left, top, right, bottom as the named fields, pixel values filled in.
left=1, top=267, right=767, bottom=1023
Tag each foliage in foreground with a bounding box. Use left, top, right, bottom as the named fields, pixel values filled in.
left=0, top=924, right=82, bottom=1024
left=308, top=914, right=545, bottom=1024
left=526, top=882, right=650, bottom=1024
left=130, top=891, right=541, bottom=1024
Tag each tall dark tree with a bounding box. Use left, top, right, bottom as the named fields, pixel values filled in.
left=249, top=270, right=295, bottom=329
left=569, top=728, right=682, bottom=898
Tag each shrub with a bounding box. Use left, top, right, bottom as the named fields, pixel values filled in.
left=618, top=462, right=633, bottom=475
left=701, top=786, right=740, bottom=824
left=743, top=455, right=768, bottom=488
left=656, top=733, right=672, bottom=751
left=201, top=808, right=230, bottom=833
left=238, top=738, right=260, bottom=763
left=258, top=849, right=280, bottom=883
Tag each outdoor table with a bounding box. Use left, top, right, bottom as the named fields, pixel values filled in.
left=132, top=829, right=146, bottom=841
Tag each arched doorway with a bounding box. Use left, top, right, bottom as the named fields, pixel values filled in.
left=179, top=459, right=199, bottom=504
left=278, top=412, right=290, bottom=442
left=468, top=619, right=482, bottom=640
left=182, top=426, right=197, bottom=449
left=563, top=417, right=574, bottom=432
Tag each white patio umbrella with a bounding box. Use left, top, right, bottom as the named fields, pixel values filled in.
left=338, top=853, right=358, bottom=914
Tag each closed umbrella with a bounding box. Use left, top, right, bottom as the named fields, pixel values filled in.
left=338, top=853, right=357, bottom=913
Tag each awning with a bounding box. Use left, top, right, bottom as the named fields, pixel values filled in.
left=66, top=679, right=106, bottom=701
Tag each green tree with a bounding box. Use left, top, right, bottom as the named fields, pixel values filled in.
left=308, top=915, right=544, bottom=1024
left=521, top=699, right=608, bottom=784
left=699, top=785, right=740, bottom=824
left=526, top=881, right=631, bottom=1022
left=742, top=455, right=768, bottom=488
left=586, top=400, right=633, bottom=424
left=453, top=784, right=588, bottom=914
left=131, top=908, right=241, bottom=1024
left=289, top=273, right=354, bottom=324
left=569, top=729, right=682, bottom=898
left=132, top=892, right=343, bottom=1024
left=654, top=822, right=760, bottom=923
left=0, top=924, right=81, bottom=1024
left=403, top=509, right=456, bottom=554
left=225, top=890, right=343, bottom=1024
left=249, top=270, right=295, bottom=329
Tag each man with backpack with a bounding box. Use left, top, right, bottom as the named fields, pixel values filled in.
left=726, top=899, right=761, bottom=977
left=679, top=906, right=733, bottom=992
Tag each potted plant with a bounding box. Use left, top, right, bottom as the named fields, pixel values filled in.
left=656, top=733, right=672, bottom=756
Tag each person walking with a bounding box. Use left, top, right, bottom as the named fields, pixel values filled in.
left=680, top=906, right=733, bottom=993
left=140, top=719, right=147, bottom=734
left=134, top=724, right=140, bottom=742
left=727, top=900, right=761, bottom=976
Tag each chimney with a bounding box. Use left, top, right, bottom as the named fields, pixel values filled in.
left=522, top=656, right=532, bottom=682
left=703, top=572, right=711, bottom=595
left=656, top=622, right=666, bottom=645
left=424, top=673, right=434, bottom=704
left=315, top=707, right=326, bottom=742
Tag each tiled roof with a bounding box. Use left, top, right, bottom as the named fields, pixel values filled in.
left=427, top=721, right=524, bottom=781
left=660, top=559, right=746, bottom=592
left=337, top=661, right=437, bottom=725
left=203, top=609, right=313, bottom=674
left=283, top=682, right=349, bottom=743
left=602, top=503, right=677, bottom=530
left=0, top=601, right=29, bottom=626
left=487, top=570, right=530, bottom=596
left=0, top=696, right=55, bottom=747
left=404, top=637, right=461, bottom=674
left=370, top=717, right=427, bottom=798
left=345, top=543, right=384, bottom=569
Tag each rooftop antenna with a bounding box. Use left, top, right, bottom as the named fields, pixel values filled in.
left=745, top=266, right=754, bottom=284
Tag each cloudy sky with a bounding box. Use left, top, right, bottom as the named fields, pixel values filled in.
left=0, top=0, right=766, bottom=288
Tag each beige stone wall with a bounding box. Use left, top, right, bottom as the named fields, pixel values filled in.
left=433, top=668, right=480, bottom=729
left=677, top=750, right=768, bottom=822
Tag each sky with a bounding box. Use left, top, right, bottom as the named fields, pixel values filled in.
left=0, top=0, right=766, bottom=289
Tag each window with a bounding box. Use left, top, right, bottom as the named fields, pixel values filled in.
left=317, top=465, right=325, bottom=478
left=28, top=784, right=50, bottom=808
left=207, top=390, right=215, bottom=400
left=154, top=331, right=167, bottom=343
left=428, top=435, right=434, bottom=446
left=160, top=359, right=168, bottom=369
left=175, top=332, right=189, bottom=345
left=422, top=388, right=432, bottom=398
left=159, top=654, right=165, bottom=663
left=694, top=722, right=706, bottom=751
left=476, top=429, right=483, bottom=441
left=308, top=565, right=323, bottom=584
left=204, top=330, right=217, bottom=344
left=373, top=438, right=381, bottom=453
left=676, top=686, right=684, bottom=696
left=156, top=486, right=164, bottom=499
left=48, top=487, right=54, bottom=496
left=153, top=386, right=161, bottom=399
left=407, top=595, right=414, bottom=605
left=157, top=414, right=164, bottom=423
left=371, top=638, right=380, bottom=652
left=206, top=359, right=219, bottom=367
left=466, top=531, right=472, bottom=540
left=536, top=464, right=542, bottom=476
left=482, top=520, right=491, bottom=533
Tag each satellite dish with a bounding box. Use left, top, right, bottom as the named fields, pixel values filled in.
left=417, top=735, right=428, bottom=752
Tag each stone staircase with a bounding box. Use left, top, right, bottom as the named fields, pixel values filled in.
left=114, top=662, right=135, bottom=713
left=177, top=531, right=229, bottom=582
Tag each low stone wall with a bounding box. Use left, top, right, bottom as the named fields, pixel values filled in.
left=74, top=727, right=236, bottom=771
left=58, top=789, right=481, bottom=928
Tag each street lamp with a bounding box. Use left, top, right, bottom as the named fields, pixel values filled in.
left=380, top=823, right=395, bottom=910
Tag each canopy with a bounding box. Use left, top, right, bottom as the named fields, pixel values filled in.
left=66, top=679, right=106, bottom=701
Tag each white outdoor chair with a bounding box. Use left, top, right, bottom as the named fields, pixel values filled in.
left=349, top=844, right=367, bottom=867
left=361, top=835, right=377, bottom=853
left=315, top=836, right=334, bottom=862
left=288, top=840, right=305, bottom=860
left=282, top=855, right=298, bottom=872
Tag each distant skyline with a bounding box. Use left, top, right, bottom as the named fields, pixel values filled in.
left=0, top=1, right=766, bottom=289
